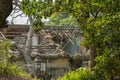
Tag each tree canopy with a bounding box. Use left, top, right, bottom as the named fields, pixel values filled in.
left=21, top=0, right=54, bottom=29
left=53, top=0, right=120, bottom=79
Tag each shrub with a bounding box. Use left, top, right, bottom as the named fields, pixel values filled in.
left=0, top=61, right=28, bottom=77
left=0, top=38, right=30, bottom=78
left=60, top=67, right=96, bottom=80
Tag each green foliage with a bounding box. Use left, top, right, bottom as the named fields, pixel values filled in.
left=0, top=62, right=28, bottom=77
left=60, top=67, right=96, bottom=80
left=20, top=0, right=120, bottom=79
left=53, top=0, right=120, bottom=79
left=0, top=38, right=12, bottom=62
left=46, top=13, right=79, bottom=26
left=0, top=38, right=30, bottom=77
left=95, top=48, right=120, bottom=80
left=21, top=0, right=54, bottom=29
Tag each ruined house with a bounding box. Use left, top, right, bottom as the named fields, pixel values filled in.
left=0, top=24, right=89, bottom=79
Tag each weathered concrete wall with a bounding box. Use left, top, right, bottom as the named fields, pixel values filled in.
left=47, top=58, right=69, bottom=68
left=47, top=58, right=69, bottom=78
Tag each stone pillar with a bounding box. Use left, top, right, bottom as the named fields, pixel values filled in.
left=32, top=34, right=39, bottom=55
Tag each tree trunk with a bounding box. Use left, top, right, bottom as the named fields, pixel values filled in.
left=81, top=0, right=96, bottom=69
left=23, top=16, right=35, bottom=74
left=0, top=0, right=13, bottom=27
left=89, top=46, right=96, bottom=68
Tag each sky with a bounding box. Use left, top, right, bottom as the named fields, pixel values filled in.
left=7, top=10, right=49, bottom=25
left=7, top=11, right=29, bottom=24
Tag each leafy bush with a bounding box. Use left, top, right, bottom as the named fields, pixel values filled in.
left=95, top=49, right=120, bottom=80
left=0, top=38, right=30, bottom=78
left=60, top=67, right=96, bottom=80
left=0, top=61, right=28, bottom=76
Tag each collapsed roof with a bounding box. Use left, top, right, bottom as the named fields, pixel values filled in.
left=0, top=24, right=82, bottom=58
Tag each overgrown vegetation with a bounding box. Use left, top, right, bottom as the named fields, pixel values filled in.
left=0, top=38, right=30, bottom=77
left=54, top=0, right=120, bottom=79
left=9, top=0, right=120, bottom=79
left=60, top=67, right=95, bottom=80
left=45, top=13, right=79, bottom=26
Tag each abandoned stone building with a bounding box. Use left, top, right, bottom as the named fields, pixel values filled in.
left=0, top=24, right=89, bottom=79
